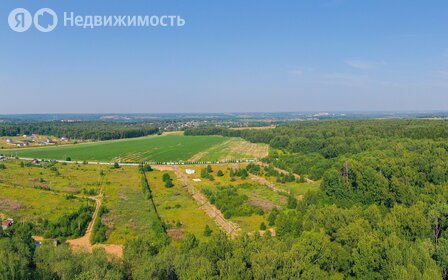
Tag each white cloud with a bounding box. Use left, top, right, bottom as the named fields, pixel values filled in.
left=345, top=59, right=384, bottom=70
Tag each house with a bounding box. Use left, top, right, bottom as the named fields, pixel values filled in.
left=2, top=218, right=14, bottom=230
left=185, top=169, right=196, bottom=175
left=6, top=138, right=13, bottom=144
left=60, top=137, right=70, bottom=142
left=31, top=159, right=40, bottom=164
left=0, top=156, right=5, bottom=161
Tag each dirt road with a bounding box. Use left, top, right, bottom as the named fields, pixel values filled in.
left=66, top=195, right=123, bottom=258
left=173, top=166, right=241, bottom=239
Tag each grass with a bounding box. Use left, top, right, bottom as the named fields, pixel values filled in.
left=146, top=170, right=218, bottom=241
left=0, top=184, right=88, bottom=224
left=179, top=164, right=288, bottom=234
left=3, top=135, right=268, bottom=163
left=188, top=138, right=269, bottom=161
left=3, top=135, right=225, bottom=162
left=98, top=166, right=160, bottom=245
left=0, top=160, right=104, bottom=194
left=0, top=160, right=158, bottom=244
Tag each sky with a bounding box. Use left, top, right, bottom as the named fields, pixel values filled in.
left=1, top=0, right=448, bottom=114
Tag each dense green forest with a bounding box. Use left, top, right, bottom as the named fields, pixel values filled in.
left=0, top=122, right=159, bottom=141
left=3, top=119, right=448, bottom=279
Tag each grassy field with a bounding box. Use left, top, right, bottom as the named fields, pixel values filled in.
left=146, top=170, right=218, bottom=241
left=0, top=160, right=160, bottom=244
left=0, top=184, right=89, bottom=224
left=3, top=135, right=268, bottom=163
left=0, top=162, right=93, bottom=224
left=0, top=160, right=104, bottom=194
left=179, top=164, right=288, bottom=233
left=188, top=138, right=269, bottom=161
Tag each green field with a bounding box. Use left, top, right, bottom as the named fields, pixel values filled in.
left=147, top=170, right=218, bottom=241
left=3, top=135, right=267, bottom=163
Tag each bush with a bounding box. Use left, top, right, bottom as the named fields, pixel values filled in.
left=204, top=225, right=212, bottom=236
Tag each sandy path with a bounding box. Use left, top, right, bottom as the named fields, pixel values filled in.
left=173, top=166, right=241, bottom=239
left=66, top=195, right=123, bottom=258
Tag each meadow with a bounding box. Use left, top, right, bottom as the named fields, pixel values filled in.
left=3, top=134, right=268, bottom=163
left=0, top=160, right=162, bottom=245
left=180, top=164, right=288, bottom=233
left=146, top=170, right=219, bottom=241
left=99, top=166, right=159, bottom=245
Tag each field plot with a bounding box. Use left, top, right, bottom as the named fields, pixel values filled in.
left=97, top=166, right=161, bottom=245
left=188, top=138, right=269, bottom=161
left=0, top=160, right=104, bottom=194
left=0, top=184, right=88, bottom=224
left=146, top=170, right=218, bottom=240
left=0, top=160, right=159, bottom=245
left=3, top=135, right=268, bottom=163
left=0, top=161, right=97, bottom=222
left=179, top=164, right=287, bottom=233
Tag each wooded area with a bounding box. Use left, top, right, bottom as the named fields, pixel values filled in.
left=0, top=122, right=159, bottom=141
left=2, top=119, right=448, bottom=279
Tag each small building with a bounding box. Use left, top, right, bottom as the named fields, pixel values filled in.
left=31, top=159, right=40, bottom=164
left=60, top=137, right=70, bottom=142
left=185, top=169, right=196, bottom=175
left=2, top=218, right=14, bottom=230
left=0, top=156, right=5, bottom=161
left=6, top=138, right=13, bottom=144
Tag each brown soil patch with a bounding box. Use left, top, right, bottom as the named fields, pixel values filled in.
left=63, top=187, right=79, bottom=193
left=0, top=199, right=26, bottom=211
left=167, top=228, right=185, bottom=240
left=153, top=165, right=175, bottom=171
left=248, top=196, right=281, bottom=212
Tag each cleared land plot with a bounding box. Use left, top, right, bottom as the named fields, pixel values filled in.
left=146, top=170, right=219, bottom=240
left=0, top=160, right=104, bottom=194
left=99, top=166, right=159, bottom=245
left=188, top=138, right=269, bottom=162
left=179, top=164, right=287, bottom=233
left=0, top=184, right=87, bottom=224
left=0, top=160, right=157, bottom=245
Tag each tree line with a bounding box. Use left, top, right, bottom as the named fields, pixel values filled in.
left=0, top=122, right=159, bottom=141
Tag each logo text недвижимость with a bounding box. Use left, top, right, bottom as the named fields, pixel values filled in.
left=8, top=8, right=186, bottom=33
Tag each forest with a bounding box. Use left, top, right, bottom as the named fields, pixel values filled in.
left=2, top=119, right=448, bottom=279
left=0, top=122, right=159, bottom=141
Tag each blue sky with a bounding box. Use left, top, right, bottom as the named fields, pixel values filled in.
left=1, top=0, right=448, bottom=113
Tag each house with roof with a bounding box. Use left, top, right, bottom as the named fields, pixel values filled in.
left=185, top=169, right=196, bottom=175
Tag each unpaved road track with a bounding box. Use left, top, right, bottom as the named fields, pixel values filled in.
left=67, top=195, right=123, bottom=258
left=173, top=166, right=241, bottom=239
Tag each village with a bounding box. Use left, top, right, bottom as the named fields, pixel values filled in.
left=1, top=134, right=71, bottom=148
